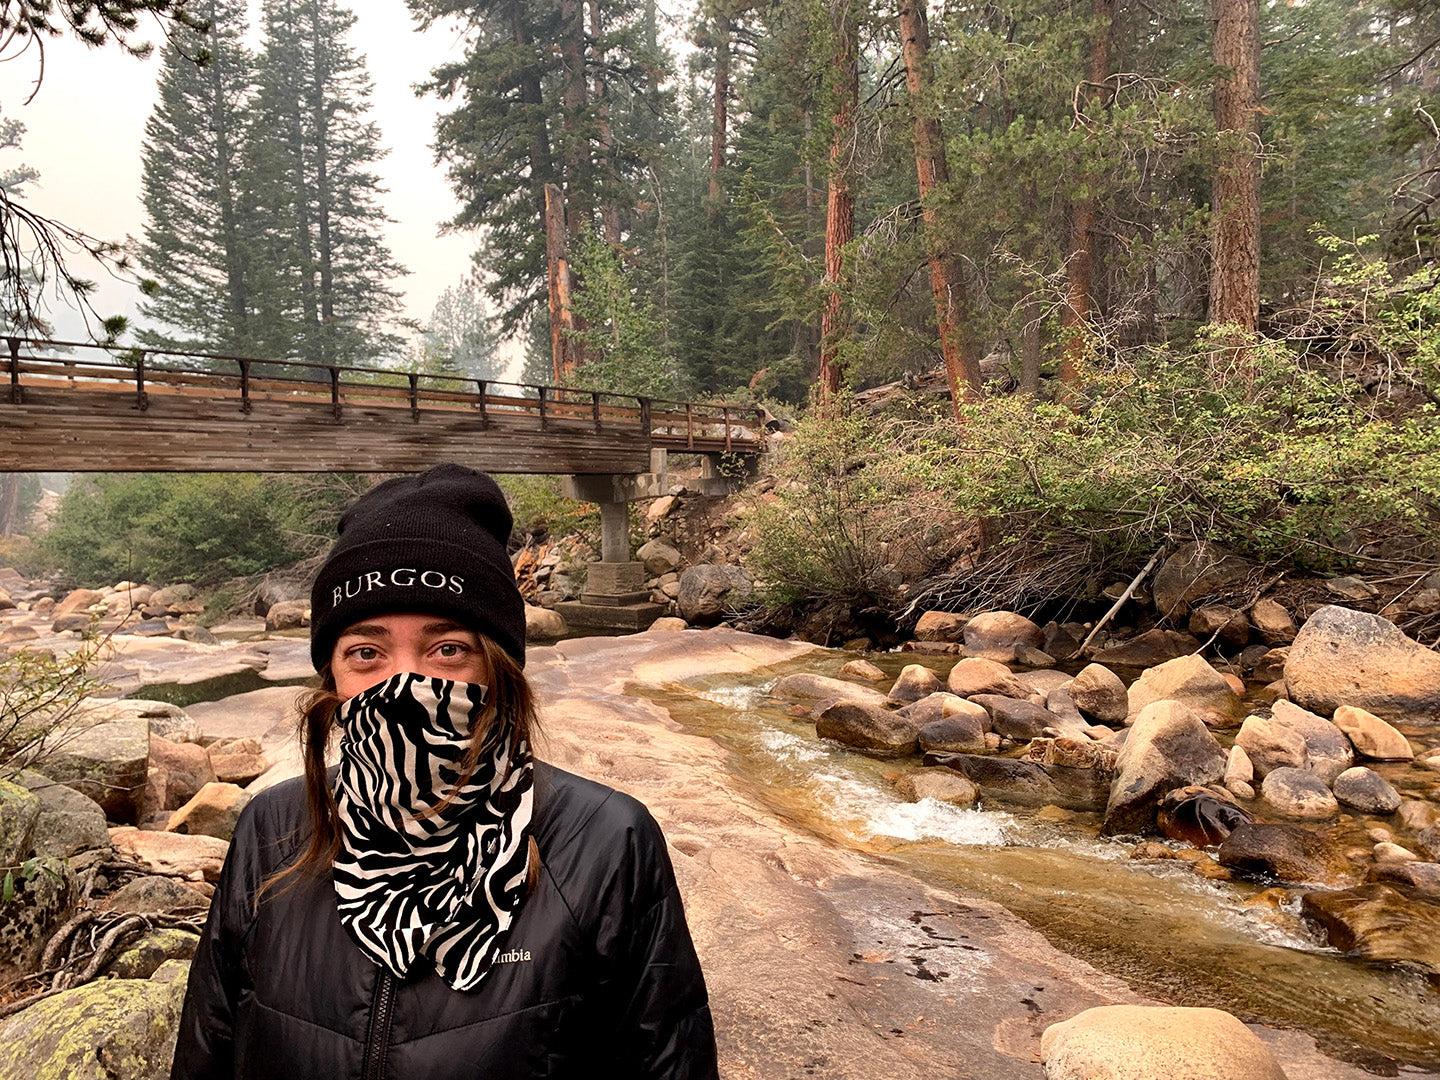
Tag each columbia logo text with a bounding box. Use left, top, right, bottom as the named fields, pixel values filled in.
left=494, top=948, right=532, bottom=964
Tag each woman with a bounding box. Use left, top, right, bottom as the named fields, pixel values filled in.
left=171, top=464, right=718, bottom=1080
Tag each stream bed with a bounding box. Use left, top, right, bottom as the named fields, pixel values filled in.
left=647, top=657, right=1440, bottom=1073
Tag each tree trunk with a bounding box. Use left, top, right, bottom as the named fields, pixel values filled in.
left=308, top=0, right=335, bottom=367
left=898, top=0, right=981, bottom=417
left=1059, top=0, right=1114, bottom=387
left=1210, top=0, right=1261, bottom=334
left=589, top=0, right=621, bottom=246
left=1021, top=290, right=1042, bottom=396
left=208, top=43, right=249, bottom=353
left=0, top=475, right=19, bottom=539
left=560, top=0, right=589, bottom=242
left=545, top=184, right=576, bottom=383
left=709, top=12, right=731, bottom=208
left=819, top=0, right=858, bottom=402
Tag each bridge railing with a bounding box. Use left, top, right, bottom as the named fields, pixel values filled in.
left=4, top=338, right=765, bottom=453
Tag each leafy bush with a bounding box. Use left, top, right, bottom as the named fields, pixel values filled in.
left=39, top=474, right=359, bottom=587
left=923, top=333, right=1440, bottom=574
left=1, top=633, right=108, bottom=779
left=742, top=399, right=966, bottom=606
left=496, top=475, right=599, bottom=545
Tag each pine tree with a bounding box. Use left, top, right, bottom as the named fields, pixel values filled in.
left=135, top=0, right=257, bottom=356
left=422, top=279, right=506, bottom=381
left=247, top=0, right=406, bottom=368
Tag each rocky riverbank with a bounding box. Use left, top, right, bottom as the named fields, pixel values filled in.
left=0, top=573, right=1419, bottom=1078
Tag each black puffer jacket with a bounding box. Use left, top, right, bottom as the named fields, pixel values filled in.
left=170, top=763, right=718, bottom=1079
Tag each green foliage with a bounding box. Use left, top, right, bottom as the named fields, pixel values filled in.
left=39, top=474, right=354, bottom=586
left=496, top=475, right=599, bottom=546
left=568, top=235, right=686, bottom=398
left=0, top=633, right=108, bottom=779
left=742, top=396, right=960, bottom=605
left=925, top=335, right=1440, bottom=571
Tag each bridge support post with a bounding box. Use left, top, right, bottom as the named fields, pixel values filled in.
left=557, top=471, right=668, bottom=632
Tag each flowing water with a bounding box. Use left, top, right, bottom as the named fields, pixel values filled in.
left=645, top=658, right=1440, bottom=1073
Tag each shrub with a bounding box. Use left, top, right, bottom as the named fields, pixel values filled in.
left=39, top=474, right=357, bottom=586
left=0, top=632, right=108, bottom=779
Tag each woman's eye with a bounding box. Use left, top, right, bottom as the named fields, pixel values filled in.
left=436, top=643, right=464, bottom=658
left=350, top=646, right=379, bottom=662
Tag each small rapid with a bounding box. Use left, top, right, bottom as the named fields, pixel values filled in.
left=653, top=669, right=1440, bottom=1071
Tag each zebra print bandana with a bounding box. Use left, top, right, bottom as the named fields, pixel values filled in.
left=333, top=672, right=534, bottom=991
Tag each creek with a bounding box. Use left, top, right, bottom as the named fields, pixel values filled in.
left=646, top=653, right=1440, bottom=1073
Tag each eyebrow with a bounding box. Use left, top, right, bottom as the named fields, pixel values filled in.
left=336, top=620, right=473, bottom=640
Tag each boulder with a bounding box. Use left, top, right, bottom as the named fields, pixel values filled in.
left=167, top=782, right=251, bottom=841
left=148, top=735, right=217, bottom=810
left=945, top=657, right=1027, bottom=699
left=838, top=659, right=886, bottom=681
left=0, top=965, right=187, bottom=1080
left=42, top=717, right=149, bottom=822
left=1331, top=767, right=1402, bottom=815
left=105, top=874, right=211, bottom=916
left=1368, top=861, right=1440, bottom=899
left=1330, top=705, right=1413, bottom=761
left=924, top=753, right=1110, bottom=811
left=814, top=701, right=918, bottom=756
left=962, top=610, right=1042, bottom=661
left=1021, top=737, right=1118, bottom=774
left=1418, top=825, right=1440, bottom=861
left=1260, top=767, right=1339, bottom=820
left=648, top=617, right=687, bottom=632
left=1249, top=599, right=1297, bottom=645
left=1068, top=664, right=1129, bottom=723
left=1270, top=700, right=1354, bottom=784
left=1224, top=744, right=1254, bottom=787
left=1125, top=654, right=1243, bottom=728
left=1301, top=884, right=1440, bottom=976
left=52, top=587, right=103, bottom=619
left=1152, top=542, right=1252, bottom=618
left=148, top=583, right=197, bottom=609
left=1103, top=700, right=1227, bottom=835
left=676, top=565, right=755, bottom=626
left=636, top=540, right=682, bottom=577
left=0, top=778, right=40, bottom=866
left=1217, top=822, right=1354, bottom=886
left=1040, top=1005, right=1287, bottom=1080
left=1092, top=629, right=1202, bottom=668
left=0, top=855, right=74, bottom=983
left=917, top=714, right=988, bottom=755
left=893, top=769, right=979, bottom=806
left=264, top=600, right=309, bottom=631
left=1235, top=714, right=1307, bottom=779
left=1188, top=605, right=1251, bottom=652
left=1014, top=669, right=1074, bottom=696
left=967, top=695, right=1058, bottom=741
left=1156, top=787, right=1251, bottom=848
left=525, top=604, right=568, bottom=641
left=173, top=625, right=221, bottom=646
left=1250, top=647, right=1289, bottom=684
left=1284, top=604, right=1440, bottom=722
left=108, top=826, right=229, bottom=882
left=101, top=927, right=200, bottom=980
left=1042, top=621, right=1087, bottom=661
left=1325, top=575, right=1379, bottom=601
left=886, top=664, right=941, bottom=703
left=913, top=611, right=968, bottom=642
left=210, top=751, right=269, bottom=786
left=130, top=618, right=175, bottom=637
left=770, top=673, right=888, bottom=709
left=15, top=771, right=110, bottom=861
left=1044, top=687, right=1088, bottom=731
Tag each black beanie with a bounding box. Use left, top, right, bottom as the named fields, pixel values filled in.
left=310, top=464, right=525, bottom=671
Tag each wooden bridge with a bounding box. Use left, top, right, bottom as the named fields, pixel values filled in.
left=0, top=339, right=766, bottom=475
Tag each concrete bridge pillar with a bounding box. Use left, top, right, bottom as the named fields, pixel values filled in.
left=557, top=466, right=670, bottom=630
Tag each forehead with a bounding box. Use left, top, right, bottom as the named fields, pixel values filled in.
left=336, top=613, right=477, bottom=638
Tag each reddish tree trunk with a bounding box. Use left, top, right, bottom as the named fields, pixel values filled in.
left=1210, top=0, right=1261, bottom=334
left=898, top=0, right=981, bottom=417
left=709, top=13, right=731, bottom=208
left=545, top=184, right=576, bottom=383
left=1059, top=0, right=1114, bottom=386
left=819, top=0, right=858, bottom=401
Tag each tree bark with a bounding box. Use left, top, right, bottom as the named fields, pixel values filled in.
left=560, top=0, right=589, bottom=242
left=0, top=475, right=19, bottom=539
left=1210, top=0, right=1261, bottom=334
left=819, top=0, right=858, bottom=402
left=545, top=184, right=576, bottom=383
left=589, top=0, right=621, bottom=246
left=1059, top=0, right=1114, bottom=387
left=898, top=0, right=981, bottom=417
left=709, top=12, right=731, bottom=208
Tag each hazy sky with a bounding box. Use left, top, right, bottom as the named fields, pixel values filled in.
left=0, top=3, right=485, bottom=353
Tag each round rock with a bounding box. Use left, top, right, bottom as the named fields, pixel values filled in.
left=1331, top=766, right=1401, bottom=815
left=1040, top=1005, right=1286, bottom=1080
left=1260, top=767, right=1339, bottom=820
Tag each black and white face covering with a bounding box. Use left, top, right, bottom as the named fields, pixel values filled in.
left=333, top=671, right=534, bottom=991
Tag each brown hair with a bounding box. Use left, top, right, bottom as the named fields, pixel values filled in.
left=261, top=634, right=542, bottom=902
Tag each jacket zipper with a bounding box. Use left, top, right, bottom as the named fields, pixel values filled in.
left=362, top=970, right=396, bottom=1080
